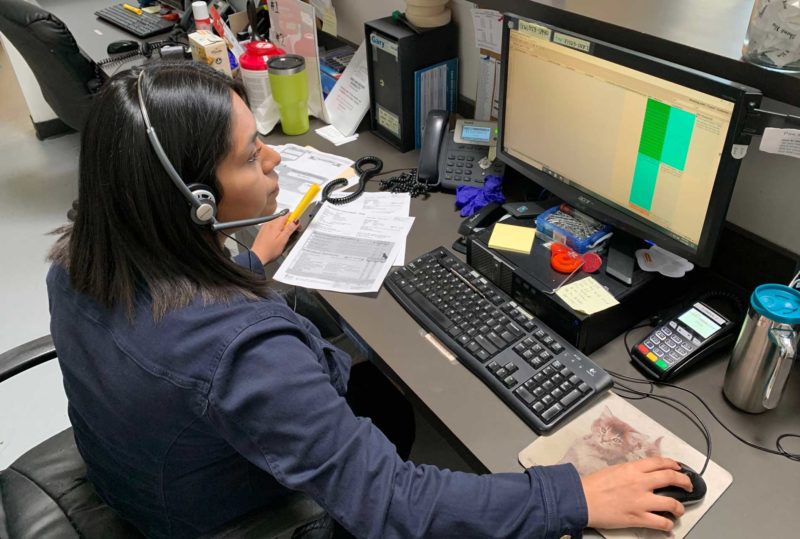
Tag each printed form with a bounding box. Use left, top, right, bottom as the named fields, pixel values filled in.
left=270, top=144, right=354, bottom=211
left=274, top=195, right=414, bottom=293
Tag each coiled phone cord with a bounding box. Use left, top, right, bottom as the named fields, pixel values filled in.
left=322, top=156, right=383, bottom=205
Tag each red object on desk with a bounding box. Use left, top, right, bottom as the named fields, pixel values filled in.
left=550, top=243, right=583, bottom=273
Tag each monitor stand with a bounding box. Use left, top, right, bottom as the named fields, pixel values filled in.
left=606, top=232, right=645, bottom=286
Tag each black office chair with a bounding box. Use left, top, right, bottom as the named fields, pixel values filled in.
left=0, top=336, right=327, bottom=539
left=0, top=0, right=102, bottom=136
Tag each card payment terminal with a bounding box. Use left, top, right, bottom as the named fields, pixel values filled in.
left=631, top=301, right=736, bottom=381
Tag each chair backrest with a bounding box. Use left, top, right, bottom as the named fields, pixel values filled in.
left=0, top=337, right=327, bottom=538
left=0, top=0, right=99, bottom=131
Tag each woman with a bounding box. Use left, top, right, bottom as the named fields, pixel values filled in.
left=47, top=62, right=692, bottom=538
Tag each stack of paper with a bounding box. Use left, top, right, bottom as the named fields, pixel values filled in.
left=274, top=192, right=414, bottom=294
left=270, top=144, right=354, bottom=212
left=315, top=125, right=359, bottom=146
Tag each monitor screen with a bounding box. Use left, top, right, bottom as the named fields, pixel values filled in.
left=497, top=15, right=760, bottom=265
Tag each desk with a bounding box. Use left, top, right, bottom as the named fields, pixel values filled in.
left=263, top=120, right=800, bottom=538
left=35, top=0, right=173, bottom=75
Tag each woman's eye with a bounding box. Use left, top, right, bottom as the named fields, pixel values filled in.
left=248, top=147, right=262, bottom=163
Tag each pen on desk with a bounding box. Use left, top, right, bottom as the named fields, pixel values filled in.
left=284, top=184, right=321, bottom=228
left=123, top=3, right=143, bottom=15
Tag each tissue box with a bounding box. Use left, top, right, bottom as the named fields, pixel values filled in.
left=189, top=30, right=231, bottom=77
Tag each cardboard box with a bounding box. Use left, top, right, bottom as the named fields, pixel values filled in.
left=189, top=30, right=231, bottom=77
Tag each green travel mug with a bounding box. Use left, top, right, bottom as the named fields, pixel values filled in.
left=268, top=55, right=309, bottom=135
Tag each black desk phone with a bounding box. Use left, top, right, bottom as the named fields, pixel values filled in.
left=631, top=301, right=738, bottom=381
left=417, top=111, right=505, bottom=190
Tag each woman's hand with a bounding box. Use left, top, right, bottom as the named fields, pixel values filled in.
left=581, top=457, right=693, bottom=532
left=250, top=216, right=300, bottom=264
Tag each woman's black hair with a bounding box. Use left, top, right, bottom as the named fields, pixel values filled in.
left=50, top=61, right=270, bottom=318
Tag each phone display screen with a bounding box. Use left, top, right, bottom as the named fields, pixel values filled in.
left=461, top=125, right=492, bottom=143
left=678, top=308, right=721, bottom=339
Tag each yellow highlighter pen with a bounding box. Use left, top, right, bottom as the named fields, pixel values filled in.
left=123, top=3, right=143, bottom=15
left=285, top=183, right=321, bottom=228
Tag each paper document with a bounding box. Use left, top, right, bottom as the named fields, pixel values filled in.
left=346, top=192, right=412, bottom=264
left=519, top=392, right=733, bottom=539
left=759, top=127, right=800, bottom=159
left=475, top=56, right=497, bottom=121
left=274, top=202, right=414, bottom=293
left=471, top=8, right=503, bottom=55
left=315, top=125, right=359, bottom=146
left=271, top=144, right=353, bottom=212
left=555, top=276, right=619, bottom=315
left=324, top=41, right=369, bottom=137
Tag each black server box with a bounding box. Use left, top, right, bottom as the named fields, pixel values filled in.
left=364, top=17, right=458, bottom=152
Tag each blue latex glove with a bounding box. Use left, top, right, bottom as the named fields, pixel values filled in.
left=455, top=175, right=506, bottom=218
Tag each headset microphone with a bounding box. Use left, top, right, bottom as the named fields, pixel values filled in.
left=136, top=70, right=288, bottom=231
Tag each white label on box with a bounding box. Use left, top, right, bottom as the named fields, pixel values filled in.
left=553, top=32, right=592, bottom=53
left=370, top=33, right=398, bottom=58
left=377, top=105, right=400, bottom=137
left=518, top=20, right=551, bottom=40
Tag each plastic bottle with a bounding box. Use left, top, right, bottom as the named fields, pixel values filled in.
left=192, top=1, right=212, bottom=32
left=238, top=41, right=286, bottom=134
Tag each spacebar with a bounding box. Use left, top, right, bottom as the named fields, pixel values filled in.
left=406, top=291, right=453, bottom=330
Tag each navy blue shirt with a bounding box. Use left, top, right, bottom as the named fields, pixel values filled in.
left=47, top=252, right=587, bottom=538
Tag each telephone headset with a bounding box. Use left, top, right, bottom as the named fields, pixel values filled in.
left=135, top=70, right=288, bottom=231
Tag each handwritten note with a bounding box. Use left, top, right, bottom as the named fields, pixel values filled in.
left=556, top=276, right=619, bottom=315
left=488, top=223, right=536, bottom=254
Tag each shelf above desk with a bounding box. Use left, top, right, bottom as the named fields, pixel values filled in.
left=488, top=0, right=800, bottom=107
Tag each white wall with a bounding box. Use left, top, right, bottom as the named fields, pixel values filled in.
left=331, top=0, right=800, bottom=256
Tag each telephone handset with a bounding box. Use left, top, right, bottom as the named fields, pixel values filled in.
left=417, top=111, right=506, bottom=191
left=417, top=110, right=449, bottom=187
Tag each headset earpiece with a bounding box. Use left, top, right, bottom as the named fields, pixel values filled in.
left=187, top=183, right=217, bottom=224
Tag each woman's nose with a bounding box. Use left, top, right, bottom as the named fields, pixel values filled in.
left=261, top=144, right=281, bottom=173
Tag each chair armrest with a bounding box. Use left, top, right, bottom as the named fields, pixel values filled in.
left=0, top=336, right=56, bottom=383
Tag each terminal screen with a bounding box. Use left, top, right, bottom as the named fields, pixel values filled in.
left=462, top=125, right=493, bottom=143
left=678, top=308, right=721, bottom=339
left=503, top=28, right=736, bottom=249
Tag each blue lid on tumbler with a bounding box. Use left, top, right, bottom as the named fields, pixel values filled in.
left=751, top=284, right=800, bottom=325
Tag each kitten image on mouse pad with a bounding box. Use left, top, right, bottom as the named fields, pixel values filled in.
left=518, top=393, right=732, bottom=539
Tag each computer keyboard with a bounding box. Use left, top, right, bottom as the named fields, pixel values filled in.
left=385, top=247, right=612, bottom=433
left=95, top=4, right=174, bottom=39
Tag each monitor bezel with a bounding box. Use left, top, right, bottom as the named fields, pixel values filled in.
left=497, top=13, right=761, bottom=266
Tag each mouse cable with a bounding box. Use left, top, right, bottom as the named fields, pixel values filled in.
left=611, top=324, right=800, bottom=464
left=612, top=376, right=712, bottom=476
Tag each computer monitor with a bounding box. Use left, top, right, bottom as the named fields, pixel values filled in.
left=497, top=14, right=761, bottom=266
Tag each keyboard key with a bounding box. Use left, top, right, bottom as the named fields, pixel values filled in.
left=578, top=382, right=591, bottom=394
left=502, top=375, right=518, bottom=389
left=487, top=361, right=501, bottom=373
left=560, top=389, right=581, bottom=408
left=542, top=395, right=554, bottom=406
left=475, top=335, right=498, bottom=355
left=486, top=332, right=506, bottom=349
left=475, top=350, right=490, bottom=363
left=495, top=367, right=509, bottom=380
left=533, top=402, right=545, bottom=414
left=515, top=387, right=535, bottom=405
left=542, top=404, right=563, bottom=421
left=503, top=362, right=518, bottom=374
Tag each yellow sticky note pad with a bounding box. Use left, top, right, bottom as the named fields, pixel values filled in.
left=556, top=276, right=619, bottom=315
left=488, top=223, right=536, bottom=254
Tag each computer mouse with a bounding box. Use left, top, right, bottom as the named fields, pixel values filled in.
left=653, top=463, right=707, bottom=505
left=107, top=40, right=140, bottom=55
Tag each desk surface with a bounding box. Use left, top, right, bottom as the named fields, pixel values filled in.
left=265, top=122, right=800, bottom=538
left=38, top=0, right=170, bottom=75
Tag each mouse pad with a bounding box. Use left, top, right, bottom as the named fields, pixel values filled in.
left=518, top=392, right=732, bottom=539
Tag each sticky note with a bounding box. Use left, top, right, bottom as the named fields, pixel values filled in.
left=488, top=223, right=536, bottom=254
left=556, top=276, right=619, bottom=315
